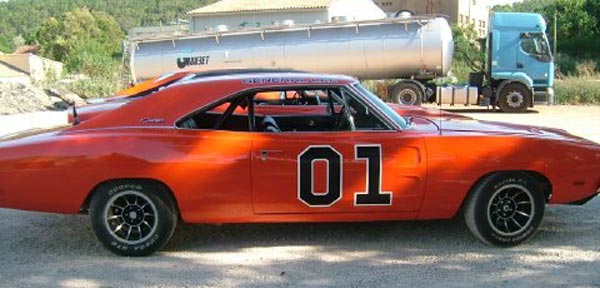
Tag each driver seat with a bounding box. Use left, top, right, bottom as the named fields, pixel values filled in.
left=262, top=116, right=282, bottom=133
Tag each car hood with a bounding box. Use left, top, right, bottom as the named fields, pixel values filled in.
left=414, top=117, right=596, bottom=143
left=387, top=103, right=471, bottom=120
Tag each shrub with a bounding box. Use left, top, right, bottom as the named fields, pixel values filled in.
left=555, top=78, right=600, bottom=105
left=65, top=77, right=123, bottom=99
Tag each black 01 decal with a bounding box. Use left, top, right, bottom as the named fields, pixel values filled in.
left=297, top=146, right=342, bottom=207
left=354, top=145, right=392, bottom=206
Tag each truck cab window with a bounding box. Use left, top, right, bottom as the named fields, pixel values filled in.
left=520, top=32, right=552, bottom=61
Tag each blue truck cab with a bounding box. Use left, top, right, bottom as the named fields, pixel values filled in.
left=487, top=12, right=554, bottom=112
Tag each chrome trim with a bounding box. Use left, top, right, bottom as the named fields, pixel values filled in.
left=64, top=126, right=175, bottom=135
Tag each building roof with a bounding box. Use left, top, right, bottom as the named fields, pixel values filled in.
left=0, top=62, right=28, bottom=78
left=188, top=0, right=333, bottom=16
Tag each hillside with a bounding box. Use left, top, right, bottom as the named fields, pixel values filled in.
left=0, top=0, right=216, bottom=52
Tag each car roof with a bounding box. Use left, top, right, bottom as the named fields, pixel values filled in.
left=68, top=71, right=357, bottom=131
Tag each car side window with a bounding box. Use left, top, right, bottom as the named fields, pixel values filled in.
left=177, top=87, right=390, bottom=133
left=255, top=89, right=330, bottom=106
left=255, top=87, right=390, bottom=133
left=340, top=88, right=389, bottom=131
left=177, top=95, right=251, bottom=131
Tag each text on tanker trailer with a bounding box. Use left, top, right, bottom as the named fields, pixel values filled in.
left=128, top=12, right=554, bottom=112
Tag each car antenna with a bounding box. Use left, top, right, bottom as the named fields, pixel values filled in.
left=71, top=102, right=80, bottom=125
left=438, top=90, right=442, bottom=135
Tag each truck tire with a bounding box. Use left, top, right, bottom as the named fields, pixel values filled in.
left=390, top=82, right=423, bottom=106
left=497, top=83, right=531, bottom=113
left=464, top=172, right=545, bottom=247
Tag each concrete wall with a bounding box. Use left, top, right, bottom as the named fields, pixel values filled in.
left=328, top=0, right=386, bottom=21
left=373, top=0, right=489, bottom=36
left=28, top=55, right=63, bottom=83
left=189, top=0, right=386, bottom=33
left=0, top=54, right=30, bottom=73
left=458, top=0, right=489, bottom=36
left=0, top=54, right=63, bottom=84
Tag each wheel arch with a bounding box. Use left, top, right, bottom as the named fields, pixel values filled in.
left=80, top=178, right=181, bottom=215
left=495, top=80, right=534, bottom=108
left=389, top=79, right=427, bottom=104
left=460, top=170, right=553, bottom=213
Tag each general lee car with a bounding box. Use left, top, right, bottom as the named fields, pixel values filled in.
left=0, top=72, right=599, bottom=256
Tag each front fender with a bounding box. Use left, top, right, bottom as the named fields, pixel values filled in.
left=493, top=72, right=533, bottom=90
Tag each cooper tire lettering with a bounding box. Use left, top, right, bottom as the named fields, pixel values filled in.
left=297, top=146, right=343, bottom=207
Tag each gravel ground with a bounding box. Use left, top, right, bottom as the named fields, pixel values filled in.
left=0, top=111, right=67, bottom=137
left=0, top=105, right=599, bottom=288
left=0, top=82, right=66, bottom=115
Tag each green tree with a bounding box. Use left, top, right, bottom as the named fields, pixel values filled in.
left=36, top=8, right=123, bottom=73
left=0, top=0, right=216, bottom=51
left=0, top=36, right=11, bottom=53
left=452, top=24, right=484, bottom=72
left=37, top=17, right=68, bottom=61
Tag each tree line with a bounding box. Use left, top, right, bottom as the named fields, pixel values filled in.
left=0, top=0, right=215, bottom=53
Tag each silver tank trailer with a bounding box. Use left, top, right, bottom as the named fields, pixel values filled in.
left=130, top=17, right=454, bottom=81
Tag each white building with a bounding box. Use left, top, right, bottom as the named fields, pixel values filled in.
left=373, top=0, right=491, bottom=36
left=0, top=54, right=63, bottom=84
left=187, top=0, right=387, bottom=33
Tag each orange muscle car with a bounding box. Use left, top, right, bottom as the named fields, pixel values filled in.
left=1, top=71, right=599, bottom=256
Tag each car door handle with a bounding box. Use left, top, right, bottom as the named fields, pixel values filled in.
left=259, top=150, right=283, bottom=161
left=517, top=62, right=524, bottom=69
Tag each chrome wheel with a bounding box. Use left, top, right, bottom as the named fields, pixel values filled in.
left=506, top=91, right=524, bottom=109
left=398, top=89, right=418, bottom=105
left=487, top=184, right=534, bottom=237
left=103, top=190, right=158, bottom=245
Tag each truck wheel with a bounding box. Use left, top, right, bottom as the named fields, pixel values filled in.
left=464, top=172, right=545, bottom=247
left=391, top=82, right=423, bottom=106
left=497, top=83, right=531, bottom=113
left=89, top=180, right=178, bottom=256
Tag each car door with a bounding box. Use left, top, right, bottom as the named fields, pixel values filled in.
left=251, top=87, right=426, bottom=215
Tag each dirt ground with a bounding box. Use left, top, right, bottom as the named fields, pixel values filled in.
left=0, top=105, right=599, bottom=287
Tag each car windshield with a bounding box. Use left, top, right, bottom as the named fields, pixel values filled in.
left=351, top=83, right=409, bottom=130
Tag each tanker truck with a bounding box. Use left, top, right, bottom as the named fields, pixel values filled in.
left=128, top=12, right=554, bottom=112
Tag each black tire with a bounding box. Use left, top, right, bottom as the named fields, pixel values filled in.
left=497, top=82, right=531, bottom=113
left=89, top=180, right=177, bottom=256
left=390, top=82, right=423, bottom=105
left=464, top=172, right=545, bottom=247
